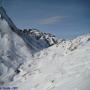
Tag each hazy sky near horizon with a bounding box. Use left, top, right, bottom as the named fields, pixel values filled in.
left=2, top=0, right=90, bottom=38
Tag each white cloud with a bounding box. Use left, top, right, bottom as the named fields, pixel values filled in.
left=38, top=16, right=64, bottom=25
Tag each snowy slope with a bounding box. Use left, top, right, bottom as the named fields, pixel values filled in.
left=4, top=34, right=90, bottom=90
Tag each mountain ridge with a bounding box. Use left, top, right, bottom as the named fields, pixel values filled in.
left=0, top=6, right=58, bottom=51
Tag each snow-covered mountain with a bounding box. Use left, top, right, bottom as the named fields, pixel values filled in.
left=0, top=7, right=58, bottom=52
left=0, top=7, right=90, bottom=90
left=0, top=6, right=57, bottom=86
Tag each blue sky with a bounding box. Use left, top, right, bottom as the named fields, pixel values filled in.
left=2, top=0, right=90, bottom=38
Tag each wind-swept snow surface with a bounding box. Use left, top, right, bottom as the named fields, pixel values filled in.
left=5, top=34, right=90, bottom=90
